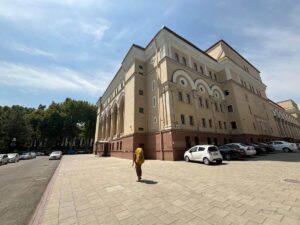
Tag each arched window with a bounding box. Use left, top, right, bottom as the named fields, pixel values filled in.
left=182, top=57, right=187, bottom=66
left=175, top=53, right=179, bottom=62
left=193, top=63, right=198, bottom=71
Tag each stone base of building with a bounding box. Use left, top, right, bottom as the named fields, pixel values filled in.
left=93, top=130, right=281, bottom=161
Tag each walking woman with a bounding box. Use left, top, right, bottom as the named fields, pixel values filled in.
left=132, top=144, right=145, bottom=182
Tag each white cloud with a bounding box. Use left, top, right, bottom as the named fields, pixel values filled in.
left=80, top=19, right=111, bottom=42
left=11, top=43, right=57, bottom=59
left=0, top=61, right=111, bottom=96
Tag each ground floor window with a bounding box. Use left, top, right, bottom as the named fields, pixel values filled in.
left=194, top=136, right=199, bottom=145
left=213, top=138, right=218, bottom=145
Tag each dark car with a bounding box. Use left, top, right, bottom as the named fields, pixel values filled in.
left=219, top=145, right=245, bottom=160
left=257, top=143, right=275, bottom=153
left=246, top=143, right=267, bottom=155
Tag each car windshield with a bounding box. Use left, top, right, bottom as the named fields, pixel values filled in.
left=52, top=151, right=61, bottom=154
left=21, top=152, right=30, bottom=155
left=8, top=154, right=15, bottom=157
left=208, top=146, right=218, bottom=152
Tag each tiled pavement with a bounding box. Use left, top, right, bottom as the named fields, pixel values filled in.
left=34, top=152, right=300, bottom=225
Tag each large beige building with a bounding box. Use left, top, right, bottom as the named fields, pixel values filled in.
left=94, top=27, right=300, bottom=160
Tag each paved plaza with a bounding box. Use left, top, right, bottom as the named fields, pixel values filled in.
left=33, top=153, right=300, bottom=225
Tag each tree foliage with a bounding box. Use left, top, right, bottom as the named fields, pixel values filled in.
left=0, top=98, right=96, bottom=152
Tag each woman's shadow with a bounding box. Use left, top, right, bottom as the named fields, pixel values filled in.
left=140, top=179, right=158, bottom=184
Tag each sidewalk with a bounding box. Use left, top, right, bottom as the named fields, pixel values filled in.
left=32, top=154, right=300, bottom=225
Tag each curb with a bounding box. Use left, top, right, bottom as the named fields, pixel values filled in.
left=28, top=158, right=62, bottom=225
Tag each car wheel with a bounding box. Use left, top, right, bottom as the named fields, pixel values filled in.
left=203, top=158, right=210, bottom=165
left=283, top=147, right=290, bottom=153
left=184, top=156, right=190, bottom=162
left=216, top=160, right=222, bottom=165
left=225, top=154, right=231, bottom=160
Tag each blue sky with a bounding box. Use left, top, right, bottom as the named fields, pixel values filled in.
left=0, top=0, right=299, bottom=107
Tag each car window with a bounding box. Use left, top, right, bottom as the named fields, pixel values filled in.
left=239, top=143, right=247, bottom=147
left=208, top=146, right=218, bottom=152
left=198, top=147, right=205, bottom=151
left=189, top=147, right=197, bottom=152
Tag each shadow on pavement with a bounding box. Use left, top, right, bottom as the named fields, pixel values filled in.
left=140, top=179, right=158, bottom=184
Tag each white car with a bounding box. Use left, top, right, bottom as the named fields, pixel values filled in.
left=8, top=153, right=20, bottom=163
left=268, top=141, right=298, bottom=152
left=0, top=154, right=9, bottom=165
left=49, top=151, right=62, bottom=160
left=226, top=143, right=256, bottom=156
left=184, top=145, right=223, bottom=165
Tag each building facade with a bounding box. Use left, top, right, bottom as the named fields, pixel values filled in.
left=94, top=27, right=300, bottom=160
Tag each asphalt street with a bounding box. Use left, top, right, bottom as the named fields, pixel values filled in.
left=0, top=156, right=60, bottom=225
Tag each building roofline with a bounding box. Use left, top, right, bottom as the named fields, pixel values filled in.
left=153, top=26, right=218, bottom=62
left=205, top=39, right=260, bottom=73
left=268, top=99, right=285, bottom=110
left=276, top=99, right=294, bottom=104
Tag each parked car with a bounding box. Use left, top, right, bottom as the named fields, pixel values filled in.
left=267, top=141, right=298, bottom=152
left=226, top=143, right=256, bottom=156
left=0, top=154, right=9, bottom=165
left=246, top=143, right=267, bottom=155
left=36, top=152, right=45, bottom=156
left=184, top=145, right=223, bottom=165
left=20, top=152, right=32, bottom=160
left=7, top=153, right=20, bottom=163
left=257, top=143, right=275, bottom=153
left=30, top=152, right=37, bottom=158
left=49, top=151, right=62, bottom=160
left=219, top=145, right=245, bottom=160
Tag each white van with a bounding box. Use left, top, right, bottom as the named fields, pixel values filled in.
left=184, top=145, right=223, bottom=165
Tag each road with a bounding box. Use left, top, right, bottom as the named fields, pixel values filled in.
left=0, top=156, right=60, bottom=225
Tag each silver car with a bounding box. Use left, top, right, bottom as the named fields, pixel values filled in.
left=8, top=153, right=20, bottom=163
left=20, top=152, right=32, bottom=160
left=49, top=151, right=62, bottom=160
left=0, top=154, right=9, bottom=165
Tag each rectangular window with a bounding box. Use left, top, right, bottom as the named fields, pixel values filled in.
left=231, top=121, right=237, bottom=129
left=224, top=122, right=227, bottom=129
left=215, top=102, right=218, bottom=112
left=220, top=104, right=223, bottom=112
left=120, top=141, right=122, bottom=150
left=227, top=105, right=233, bottom=112
left=253, top=122, right=256, bottom=130
left=139, top=89, right=144, bottom=95
left=138, top=127, right=144, bottom=131
left=178, top=92, right=183, bottom=101
left=186, top=94, right=191, bottom=104
left=209, top=119, right=213, bottom=128
left=152, top=96, right=157, bottom=108
left=199, top=97, right=203, bottom=107
left=139, top=107, right=144, bottom=113
left=181, top=114, right=185, bottom=124
left=224, top=90, right=230, bottom=96
left=189, top=116, right=194, bottom=126
left=219, top=121, right=222, bottom=129
left=248, top=105, right=252, bottom=115
left=205, top=99, right=209, bottom=108
left=202, top=118, right=206, bottom=128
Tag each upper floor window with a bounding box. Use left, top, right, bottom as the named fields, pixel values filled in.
left=178, top=91, right=183, bottom=101
left=205, top=99, right=209, bottom=109
left=182, top=57, right=187, bottom=66
left=139, top=89, right=144, bottom=95
left=139, top=65, right=143, bottom=70
left=199, top=97, right=203, bottom=107
left=152, top=80, right=155, bottom=91
left=214, top=74, right=217, bottom=81
left=152, top=96, right=157, bottom=108
left=231, top=121, right=237, bottom=129
left=220, top=104, right=223, bottom=112
left=209, top=119, right=213, bottom=128
left=200, top=66, right=204, bottom=74
left=181, top=114, right=185, bottom=124
left=189, top=116, right=194, bottom=126
left=186, top=94, right=191, bottom=104
left=228, top=105, right=233, bottom=112
left=224, top=90, right=230, bottom=96
left=139, top=107, right=144, bottom=113
left=175, top=53, right=179, bottom=62
left=214, top=102, right=219, bottom=112
left=224, top=122, right=227, bottom=129
left=209, top=71, right=212, bottom=79
left=193, top=63, right=198, bottom=71
left=202, top=118, right=206, bottom=128
left=218, top=121, right=222, bottom=129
